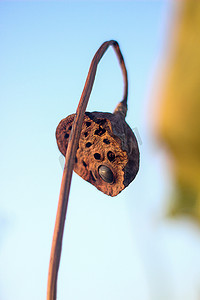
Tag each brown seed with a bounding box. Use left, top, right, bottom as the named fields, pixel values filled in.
left=98, top=165, right=114, bottom=183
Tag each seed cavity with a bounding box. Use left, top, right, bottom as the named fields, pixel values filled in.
left=75, top=157, right=77, bottom=163
left=86, top=121, right=91, bottom=127
left=94, top=127, right=106, bottom=136
left=86, top=142, right=92, bottom=148
left=68, top=125, right=72, bottom=130
left=103, top=139, right=110, bottom=144
left=107, top=151, right=115, bottom=162
left=94, top=153, right=101, bottom=160
left=82, top=160, right=87, bottom=167
left=64, top=133, right=69, bottom=139
left=90, top=171, right=96, bottom=181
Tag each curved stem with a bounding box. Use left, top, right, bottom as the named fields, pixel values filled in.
left=47, top=40, right=128, bottom=300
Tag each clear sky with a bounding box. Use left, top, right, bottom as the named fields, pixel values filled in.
left=1, top=1, right=200, bottom=300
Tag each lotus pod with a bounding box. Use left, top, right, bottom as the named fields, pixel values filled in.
left=56, top=111, right=139, bottom=196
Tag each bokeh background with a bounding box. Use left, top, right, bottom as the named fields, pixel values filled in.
left=1, top=1, right=200, bottom=300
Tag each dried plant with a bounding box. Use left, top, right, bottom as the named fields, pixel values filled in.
left=47, top=40, right=140, bottom=300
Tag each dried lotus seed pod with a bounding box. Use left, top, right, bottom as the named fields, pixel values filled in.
left=56, top=111, right=139, bottom=197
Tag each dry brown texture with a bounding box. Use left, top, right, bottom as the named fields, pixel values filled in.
left=56, top=111, right=139, bottom=196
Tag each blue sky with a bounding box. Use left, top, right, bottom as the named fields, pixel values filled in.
left=1, top=2, right=200, bottom=300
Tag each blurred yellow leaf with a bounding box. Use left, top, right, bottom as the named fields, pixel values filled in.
left=157, top=0, right=200, bottom=222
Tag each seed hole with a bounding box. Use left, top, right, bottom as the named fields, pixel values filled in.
left=82, top=160, right=87, bottom=167
left=86, top=142, right=92, bottom=148
left=90, top=171, right=96, bottom=181
left=68, top=125, right=72, bottom=130
left=86, top=121, right=91, bottom=127
left=75, top=157, right=77, bottom=163
left=64, top=133, right=69, bottom=139
left=94, top=153, right=101, bottom=160
left=84, top=132, right=88, bottom=137
left=94, top=127, right=106, bottom=136
left=103, top=139, right=110, bottom=144
left=107, top=151, right=115, bottom=162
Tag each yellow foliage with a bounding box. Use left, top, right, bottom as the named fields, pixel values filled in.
left=157, top=0, right=200, bottom=221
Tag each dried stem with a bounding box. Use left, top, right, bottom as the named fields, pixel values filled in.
left=47, top=40, right=128, bottom=300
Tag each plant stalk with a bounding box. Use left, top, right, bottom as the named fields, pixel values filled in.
left=47, top=40, right=128, bottom=300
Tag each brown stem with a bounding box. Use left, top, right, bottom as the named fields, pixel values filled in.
left=47, top=40, right=128, bottom=300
